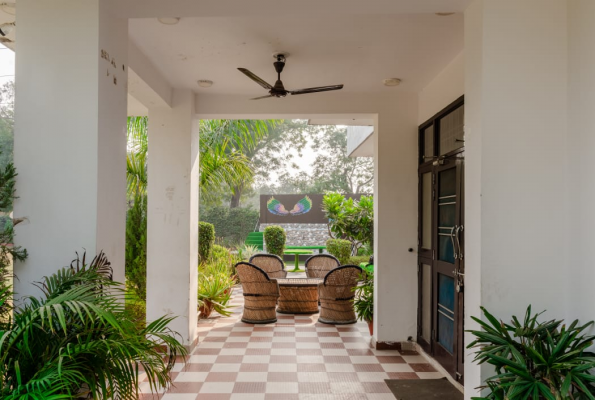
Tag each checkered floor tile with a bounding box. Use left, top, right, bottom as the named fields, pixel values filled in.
left=138, top=278, right=443, bottom=399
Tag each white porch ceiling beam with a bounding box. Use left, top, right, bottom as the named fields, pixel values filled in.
left=109, top=0, right=472, bottom=18
left=128, top=40, right=172, bottom=110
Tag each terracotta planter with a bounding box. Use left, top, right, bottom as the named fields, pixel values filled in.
left=367, top=318, right=373, bottom=335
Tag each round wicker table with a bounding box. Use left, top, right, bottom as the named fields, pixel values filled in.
left=276, top=278, right=323, bottom=314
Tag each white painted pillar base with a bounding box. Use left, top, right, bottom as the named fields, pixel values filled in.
left=14, top=0, right=128, bottom=298
left=146, top=90, right=199, bottom=347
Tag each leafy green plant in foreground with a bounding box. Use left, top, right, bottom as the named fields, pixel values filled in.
left=198, top=247, right=236, bottom=319
left=468, top=306, right=595, bottom=400
left=0, top=252, right=187, bottom=399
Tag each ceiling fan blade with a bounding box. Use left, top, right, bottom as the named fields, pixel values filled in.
left=251, top=94, right=274, bottom=100
left=238, top=68, right=273, bottom=90
left=289, top=84, right=344, bottom=96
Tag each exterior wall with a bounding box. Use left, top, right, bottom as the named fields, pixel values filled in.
left=260, top=223, right=329, bottom=247
left=418, top=51, right=465, bottom=125
left=566, top=0, right=595, bottom=328
left=13, top=0, right=128, bottom=297
left=464, top=0, right=570, bottom=397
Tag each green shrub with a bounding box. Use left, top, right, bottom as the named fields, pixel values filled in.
left=198, top=245, right=236, bottom=318
left=237, top=243, right=259, bottom=261
left=353, top=270, right=373, bottom=323
left=125, top=194, right=147, bottom=301
left=199, top=221, right=215, bottom=263
left=349, top=255, right=370, bottom=266
left=200, top=206, right=259, bottom=246
left=326, top=238, right=351, bottom=265
left=264, top=225, right=286, bottom=257
left=0, top=252, right=187, bottom=399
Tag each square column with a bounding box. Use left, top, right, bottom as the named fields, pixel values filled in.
left=146, top=90, right=199, bottom=348
left=14, top=0, right=128, bottom=297
left=373, top=99, right=419, bottom=347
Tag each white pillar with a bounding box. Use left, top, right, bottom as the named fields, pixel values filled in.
left=373, top=100, right=419, bottom=347
left=464, top=1, right=569, bottom=397
left=14, top=0, right=128, bottom=297
left=146, top=90, right=199, bottom=348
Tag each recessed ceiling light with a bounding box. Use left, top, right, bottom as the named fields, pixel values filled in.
left=0, top=22, right=15, bottom=36
left=383, top=78, right=402, bottom=87
left=158, top=17, right=181, bottom=25
left=198, top=80, right=214, bottom=88
left=436, top=12, right=455, bottom=16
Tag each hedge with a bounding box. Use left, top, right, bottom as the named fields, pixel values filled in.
left=200, top=206, right=259, bottom=246
left=264, top=225, right=286, bottom=257
left=349, top=255, right=370, bottom=266
left=125, top=195, right=147, bottom=301
left=199, top=222, right=215, bottom=263
left=326, top=238, right=351, bottom=265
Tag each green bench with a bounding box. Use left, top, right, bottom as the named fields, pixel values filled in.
left=285, top=245, right=326, bottom=254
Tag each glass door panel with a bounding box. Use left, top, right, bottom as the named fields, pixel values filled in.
left=421, top=264, right=432, bottom=343
left=437, top=273, right=455, bottom=353
left=421, top=173, right=432, bottom=250
left=438, top=168, right=456, bottom=263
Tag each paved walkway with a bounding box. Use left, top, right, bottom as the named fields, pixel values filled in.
left=139, top=282, right=443, bottom=399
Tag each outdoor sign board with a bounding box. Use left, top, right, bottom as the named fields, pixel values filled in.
left=259, top=194, right=362, bottom=224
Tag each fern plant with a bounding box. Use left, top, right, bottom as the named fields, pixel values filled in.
left=0, top=252, right=187, bottom=399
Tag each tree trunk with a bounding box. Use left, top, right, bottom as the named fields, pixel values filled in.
left=230, top=185, right=243, bottom=208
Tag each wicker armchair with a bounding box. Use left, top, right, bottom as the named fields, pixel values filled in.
left=235, top=262, right=280, bottom=324
left=305, top=254, right=340, bottom=279
left=318, top=265, right=363, bottom=325
left=249, top=254, right=287, bottom=279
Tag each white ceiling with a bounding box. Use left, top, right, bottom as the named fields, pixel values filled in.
left=129, top=13, right=464, bottom=96
left=113, top=0, right=473, bottom=18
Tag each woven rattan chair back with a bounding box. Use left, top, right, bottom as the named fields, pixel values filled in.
left=305, top=254, right=340, bottom=279
left=249, top=254, right=287, bottom=279
left=318, top=265, right=363, bottom=325
left=235, top=262, right=280, bottom=324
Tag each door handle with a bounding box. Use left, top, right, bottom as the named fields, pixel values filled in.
left=450, top=226, right=458, bottom=260
left=455, top=225, right=464, bottom=260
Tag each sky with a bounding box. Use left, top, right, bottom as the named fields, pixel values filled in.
left=0, top=44, right=14, bottom=87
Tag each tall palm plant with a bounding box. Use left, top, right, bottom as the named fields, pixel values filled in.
left=126, top=117, right=278, bottom=199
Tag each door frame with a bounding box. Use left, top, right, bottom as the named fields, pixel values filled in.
left=416, top=95, right=465, bottom=383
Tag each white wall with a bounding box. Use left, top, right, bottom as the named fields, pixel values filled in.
left=418, top=51, right=465, bottom=124
left=464, top=0, right=570, bottom=397
left=14, top=0, right=128, bottom=296
left=566, top=0, right=595, bottom=325
left=197, top=92, right=420, bottom=344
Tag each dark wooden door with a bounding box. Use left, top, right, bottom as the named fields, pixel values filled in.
left=417, top=159, right=464, bottom=383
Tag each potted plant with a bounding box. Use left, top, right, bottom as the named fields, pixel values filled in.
left=468, top=306, right=595, bottom=400
left=353, top=270, right=374, bottom=335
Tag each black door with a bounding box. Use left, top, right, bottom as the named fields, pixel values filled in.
left=417, top=96, right=465, bottom=383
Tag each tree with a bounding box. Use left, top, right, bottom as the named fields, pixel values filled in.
left=0, top=81, right=15, bottom=173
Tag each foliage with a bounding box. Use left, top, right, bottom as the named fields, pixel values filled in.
left=0, top=158, right=27, bottom=316
left=200, top=120, right=280, bottom=206
left=125, top=194, right=147, bottom=302
left=256, top=123, right=374, bottom=197
left=322, top=192, right=374, bottom=255
left=200, top=206, right=259, bottom=246
left=237, top=244, right=259, bottom=261
left=326, top=239, right=352, bottom=265
left=197, top=246, right=236, bottom=318
left=199, top=222, right=215, bottom=263
left=0, top=252, right=187, bottom=399
left=0, top=81, right=15, bottom=172
left=467, top=306, right=595, bottom=400
left=349, top=256, right=370, bottom=266
left=263, top=225, right=286, bottom=257
left=353, top=270, right=373, bottom=323
left=126, top=117, right=148, bottom=198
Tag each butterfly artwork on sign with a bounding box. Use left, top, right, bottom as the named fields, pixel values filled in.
left=267, top=195, right=313, bottom=216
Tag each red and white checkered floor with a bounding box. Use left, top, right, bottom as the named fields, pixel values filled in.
left=138, top=284, right=443, bottom=399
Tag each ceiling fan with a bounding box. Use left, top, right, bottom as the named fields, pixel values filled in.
left=238, top=53, right=344, bottom=100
